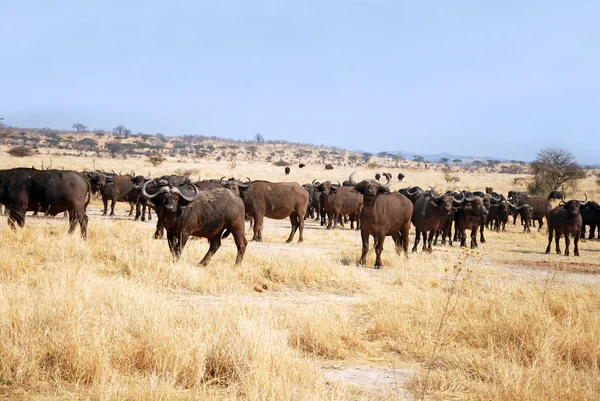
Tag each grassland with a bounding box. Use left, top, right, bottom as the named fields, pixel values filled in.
left=0, top=150, right=599, bottom=400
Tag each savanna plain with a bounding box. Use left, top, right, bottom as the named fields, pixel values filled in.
left=1, top=154, right=599, bottom=401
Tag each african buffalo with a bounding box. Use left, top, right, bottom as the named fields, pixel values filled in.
left=412, top=190, right=464, bottom=252
left=350, top=172, right=413, bottom=268
left=237, top=180, right=309, bottom=242
left=454, top=192, right=489, bottom=249
left=398, top=173, right=405, bottom=182
left=142, top=180, right=247, bottom=265
left=546, top=195, right=587, bottom=256
left=284, top=166, right=291, bottom=175
left=375, top=173, right=381, bottom=181
left=323, top=186, right=363, bottom=230
left=0, top=168, right=90, bottom=238
left=325, top=164, right=334, bottom=170
left=580, top=201, right=600, bottom=239
left=299, top=163, right=305, bottom=168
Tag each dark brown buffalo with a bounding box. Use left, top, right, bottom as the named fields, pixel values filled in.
left=303, top=182, right=321, bottom=220
left=0, top=168, right=90, bottom=238
left=485, top=187, right=493, bottom=194
left=325, top=164, right=334, bottom=170
left=86, top=171, right=146, bottom=217
left=546, top=195, right=587, bottom=256
left=375, top=173, right=381, bottom=181
left=412, top=190, right=464, bottom=252
left=547, top=190, right=565, bottom=201
left=323, top=186, right=363, bottom=230
left=316, top=180, right=340, bottom=226
left=237, top=180, right=309, bottom=242
left=298, top=163, right=306, bottom=168
left=454, top=192, right=489, bottom=249
left=580, top=201, right=600, bottom=239
left=142, top=180, right=247, bottom=265
left=509, top=202, right=533, bottom=232
left=397, top=173, right=405, bottom=182
left=284, top=166, right=291, bottom=175
left=350, top=172, right=413, bottom=268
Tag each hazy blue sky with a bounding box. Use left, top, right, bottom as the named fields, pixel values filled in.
left=1, top=1, right=598, bottom=163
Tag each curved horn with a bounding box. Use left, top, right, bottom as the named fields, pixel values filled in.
left=238, top=177, right=251, bottom=188
left=465, top=193, right=474, bottom=202
left=560, top=194, right=566, bottom=205
left=581, top=193, right=588, bottom=205
left=312, top=179, right=317, bottom=186
left=349, top=172, right=358, bottom=186
left=513, top=204, right=526, bottom=210
left=406, top=186, right=419, bottom=195
left=491, top=193, right=501, bottom=203
left=452, top=191, right=465, bottom=204
left=220, top=176, right=228, bottom=186
left=170, top=183, right=199, bottom=202
left=431, top=189, right=442, bottom=200
left=142, top=180, right=167, bottom=199
left=382, top=174, right=391, bottom=188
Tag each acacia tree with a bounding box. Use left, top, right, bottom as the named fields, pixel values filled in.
left=528, top=148, right=586, bottom=194
left=72, top=123, right=87, bottom=132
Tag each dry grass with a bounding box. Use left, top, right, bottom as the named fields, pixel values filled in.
left=0, top=151, right=599, bottom=400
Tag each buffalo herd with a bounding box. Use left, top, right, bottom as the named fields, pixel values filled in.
left=0, top=167, right=597, bottom=268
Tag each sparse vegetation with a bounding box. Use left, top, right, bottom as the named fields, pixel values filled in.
left=442, top=166, right=460, bottom=183
left=8, top=145, right=35, bottom=157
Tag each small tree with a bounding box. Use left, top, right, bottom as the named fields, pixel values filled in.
left=441, top=167, right=460, bottom=183
left=254, top=133, right=264, bottom=143
left=319, top=151, right=329, bottom=164
left=72, top=123, right=88, bottom=132
left=112, top=125, right=127, bottom=136
left=412, top=155, right=425, bottom=163
left=361, top=152, right=372, bottom=164
left=348, top=155, right=358, bottom=165
left=528, top=148, right=586, bottom=194
left=453, top=159, right=462, bottom=165
left=439, top=157, right=450, bottom=164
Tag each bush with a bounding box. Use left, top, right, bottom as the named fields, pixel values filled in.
left=273, top=159, right=290, bottom=167
left=8, top=145, right=35, bottom=157
left=442, top=167, right=460, bottom=183
left=367, top=162, right=379, bottom=169
left=147, top=154, right=166, bottom=167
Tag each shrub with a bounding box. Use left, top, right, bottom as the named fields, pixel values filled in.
left=8, top=145, right=35, bottom=157
left=273, top=159, right=290, bottom=167
left=147, top=154, right=166, bottom=167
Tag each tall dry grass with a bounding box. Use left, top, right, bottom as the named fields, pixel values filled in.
left=0, top=153, right=599, bottom=400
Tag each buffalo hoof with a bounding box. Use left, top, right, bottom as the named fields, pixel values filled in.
left=374, top=266, right=381, bottom=270
left=556, top=250, right=561, bottom=255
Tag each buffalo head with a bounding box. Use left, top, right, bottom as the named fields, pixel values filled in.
left=142, top=180, right=199, bottom=213
left=349, top=172, right=390, bottom=200
left=560, top=194, right=587, bottom=217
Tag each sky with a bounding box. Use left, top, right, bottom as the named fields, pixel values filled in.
left=0, top=1, right=598, bottom=163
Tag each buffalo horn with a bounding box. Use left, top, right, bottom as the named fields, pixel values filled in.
left=381, top=174, right=391, bottom=188
left=406, top=186, right=419, bottom=195
left=581, top=193, right=588, bottom=205
left=465, top=192, right=474, bottom=202
left=431, top=189, right=442, bottom=200
left=142, top=180, right=168, bottom=199
left=237, top=177, right=251, bottom=188
left=349, top=171, right=358, bottom=186
left=452, top=191, right=465, bottom=204
left=170, top=183, right=200, bottom=202
left=220, top=176, right=228, bottom=186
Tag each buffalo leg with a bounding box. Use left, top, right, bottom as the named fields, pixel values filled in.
left=574, top=231, right=580, bottom=256
left=401, top=222, right=411, bottom=253
left=8, top=209, right=25, bottom=230
left=545, top=229, right=554, bottom=254
left=286, top=212, right=299, bottom=243
left=252, top=213, right=263, bottom=242
left=374, top=235, right=385, bottom=268
left=564, top=233, right=571, bottom=256
left=135, top=202, right=142, bottom=221
left=147, top=206, right=152, bottom=221
left=200, top=234, right=220, bottom=266
left=110, top=199, right=116, bottom=216
left=421, top=231, right=428, bottom=252
left=232, top=228, right=247, bottom=265
left=102, top=198, right=108, bottom=216
left=154, top=220, right=164, bottom=239
left=537, top=218, right=544, bottom=231
left=555, top=232, right=562, bottom=254
left=297, top=209, right=305, bottom=242
left=412, top=229, right=421, bottom=252
left=167, top=232, right=181, bottom=259
left=391, top=232, right=402, bottom=254
left=479, top=223, right=486, bottom=244
left=128, top=202, right=135, bottom=217
left=359, top=231, right=369, bottom=265
left=470, top=227, right=479, bottom=249
left=427, top=231, right=435, bottom=252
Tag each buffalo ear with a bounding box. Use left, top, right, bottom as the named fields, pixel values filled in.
left=378, top=186, right=390, bottom=194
